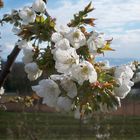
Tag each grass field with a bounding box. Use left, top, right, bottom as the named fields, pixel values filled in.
left=0, top=111, right=140, bottom=140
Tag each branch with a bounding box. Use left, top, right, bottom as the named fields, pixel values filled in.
left=45, top=9, right=51, bottom=18
left=0, top=0, right=4, bottom=8
left=0, top=46, right=21, bottom=88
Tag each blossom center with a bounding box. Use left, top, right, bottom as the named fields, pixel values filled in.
left=27, top=10, right=34, bottom=17
left=73, top=31, right=80, bottom=39
left=65, top=58, right=76, bottom=65
left=81, top=66, right=89, bottom=75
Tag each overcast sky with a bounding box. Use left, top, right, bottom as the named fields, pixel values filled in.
left=0, top=0, right=140, bottom=61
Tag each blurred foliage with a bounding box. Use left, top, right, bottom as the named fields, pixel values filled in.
left=9, top=96, right=34, bottom=107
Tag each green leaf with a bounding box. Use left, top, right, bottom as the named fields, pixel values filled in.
left=101, top=38, right=115, bottom=51
left=68, top=2, right=95, bottom=27
left=36, top=16, right=45, bottom=23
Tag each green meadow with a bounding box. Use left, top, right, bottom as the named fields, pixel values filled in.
left=0, top=111, right=140, bottom=140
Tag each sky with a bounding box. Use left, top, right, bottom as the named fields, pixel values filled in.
left=0, top=0, right=140, bottom=61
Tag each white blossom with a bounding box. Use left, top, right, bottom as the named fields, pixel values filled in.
left=50, top=74, right=77, bottom=98
left=51, top=32, right=63, bottom=43
left=114, top=65, right=134, bottom=80
left=114, top=83, right=132, bottom=99
left=19, top=6, right=36, bottom=24
left=59, top=25, right=70, bottom=36
left=24, top=62, right=42, bottom=81
left=71, top=61, right=97, bottom=85
left=66, top=28, right=86, bottom=49
left=53, top=38, right=71, bottom=50
left=32, top=0, right=46, bottom=13
left=50, top=74, right=65, bottom=81
left=114, top=65, right=134, bottom=99
left=22, top=46, right=34, bottom=64
left=51, top=25, right=70, bottom=42
left=87, top=31, right=104, bottom=55
left=57, top=97, right=72, bottom=112
left=53, top=48, right=79, bottom=74
left=32, top=79, right=61, bottom=107
left=60, top=77, right=77, bottom=98
left=51, top=26, right=86, bottom=49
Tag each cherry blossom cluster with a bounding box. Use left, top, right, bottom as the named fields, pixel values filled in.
left=0, top=0, right=138, bottom=120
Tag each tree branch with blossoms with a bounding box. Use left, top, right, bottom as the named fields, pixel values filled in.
left=0, top=0, right=51, bottom=88
left=0, top=0, right=139, bottom=120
